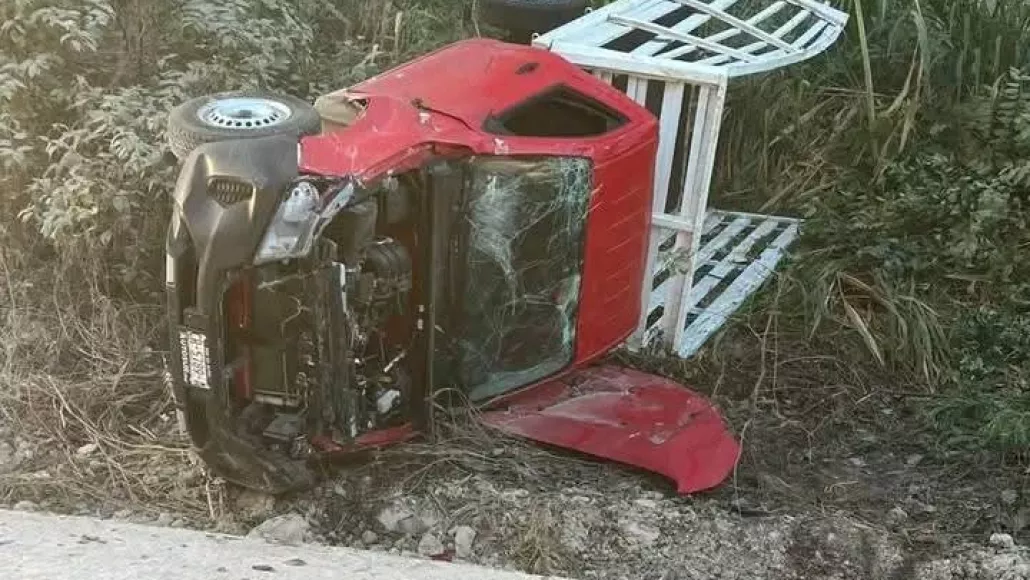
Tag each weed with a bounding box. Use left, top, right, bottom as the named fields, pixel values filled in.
left=930, top=308, right=1030, bottom=451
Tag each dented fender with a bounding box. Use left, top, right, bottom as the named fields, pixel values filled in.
left=168, top=135, right=300, bottom=315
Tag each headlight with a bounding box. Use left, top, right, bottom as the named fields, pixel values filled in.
left=254, top=179, right=354, bottom=264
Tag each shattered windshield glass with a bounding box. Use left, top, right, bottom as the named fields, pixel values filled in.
left=456, top=156, right=592, bottom=401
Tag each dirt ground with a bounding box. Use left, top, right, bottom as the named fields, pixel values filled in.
left=0, top=329, right=1027, bottom=579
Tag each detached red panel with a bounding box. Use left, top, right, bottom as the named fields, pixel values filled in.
left=479, top=365, right=740, bottom=494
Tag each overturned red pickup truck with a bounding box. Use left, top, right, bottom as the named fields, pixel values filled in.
left=164, top=38, right=740, bottom=495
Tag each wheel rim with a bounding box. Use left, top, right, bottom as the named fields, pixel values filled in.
left=196, top=97, right=293, bottom=130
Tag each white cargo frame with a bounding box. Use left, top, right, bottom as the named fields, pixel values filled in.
left=533, top=0, right=847, bottom=357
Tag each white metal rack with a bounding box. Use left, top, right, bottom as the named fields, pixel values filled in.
left=533, top=0, right=847, bottom=357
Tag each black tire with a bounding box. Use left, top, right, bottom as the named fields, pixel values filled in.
left=166, top=89, right=321, bottom=160
left=478, top=0, right=590, bottom=43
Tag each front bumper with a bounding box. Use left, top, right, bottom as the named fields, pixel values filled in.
left=166, top=252, right=368, bottom=492
left=163, top=135, right=333, bottom=493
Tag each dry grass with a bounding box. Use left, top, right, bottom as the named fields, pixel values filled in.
left=509, top=501, right=572, bottom=575
left=309, top=399, right=645, bottom=576
left=0, top=250, right=214, bottom=519
left=339, top=391, right=621, bottom=498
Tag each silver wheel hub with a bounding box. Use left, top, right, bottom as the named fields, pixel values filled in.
left=197, top=97, right=292, bottom=130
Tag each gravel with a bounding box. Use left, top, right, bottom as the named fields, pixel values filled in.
left=417, top=533, right=445, bottom=557
left=454, top=526, right=477, bottom=559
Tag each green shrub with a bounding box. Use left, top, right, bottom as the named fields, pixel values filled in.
left=931, top=308, right=1030, bottom=451
left=0, top=0, right=472, bottom=271
left=711, top=0, right=1030, bottom=451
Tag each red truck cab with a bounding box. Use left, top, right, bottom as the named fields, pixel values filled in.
left=164, top=39, right=738, bottom=495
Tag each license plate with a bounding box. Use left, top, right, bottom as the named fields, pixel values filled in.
left=179, top=329, right=211, bottom=389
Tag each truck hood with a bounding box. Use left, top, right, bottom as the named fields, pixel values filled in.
left=480, top=365, right=741, bottom=495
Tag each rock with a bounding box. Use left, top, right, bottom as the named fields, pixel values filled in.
left=395, top=518, right=424, bottom=537
left=248, top=513, right=310, bottom=546
left=417, top=532, right=445, bottom=557
left=113, top=509, right=133, bottom=520
left=453, top=526, right=477, bottom=559
left=634, top=499, right=659, bottom=509
left=155, top=512, right=174, bottom=527
left=621, top=520, right=661, bottom=546
left=377, top=504, right=414, bottom=533
left=376, top=502, right=427, bottom=536
left=905, top=454, right=924, bottom=467
left=76, top=443, right=99, bottom=456
left=887, top=507, right=909, bottom=526
left=1001, top=490, right=1019, bottom=506
left=989, top=533, right=1016, bottom=551
left=235, top=489, right=276, bottom=519
left=362, top=530, right=380, bottom=545
left=13, top=500, right=38, bottom=512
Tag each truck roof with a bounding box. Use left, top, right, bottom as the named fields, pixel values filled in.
left=345, top=38, right=633, bottom=131
left=300, top=38, right=656, bottom=179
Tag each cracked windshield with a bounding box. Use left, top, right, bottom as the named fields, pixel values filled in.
left=457, top=156, right=592, bottom=401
